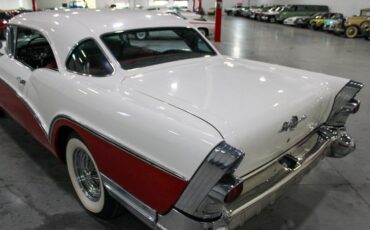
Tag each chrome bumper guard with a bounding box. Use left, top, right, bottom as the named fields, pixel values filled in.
left=102, top=126, right=355, bottom=230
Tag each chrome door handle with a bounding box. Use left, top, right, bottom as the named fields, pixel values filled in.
left=16, top=76, right=26, bottom=85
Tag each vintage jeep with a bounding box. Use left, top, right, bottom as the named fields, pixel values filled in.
left=335, top=8, right=370, bottom=38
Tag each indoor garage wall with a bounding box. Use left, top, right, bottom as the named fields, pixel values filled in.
left=36, top=0, right=96, bottom=9
left=249, top=0, right=370, bottom=17
left=0, top=0, right=32, bottom=10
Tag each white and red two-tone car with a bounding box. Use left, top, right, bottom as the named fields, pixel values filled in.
left=0, top=9, right=363, bottom=230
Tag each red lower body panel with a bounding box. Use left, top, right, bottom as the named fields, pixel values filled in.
left=0, top=79, right=53, bottom=153
left=51, top=118, right=188, bottom=213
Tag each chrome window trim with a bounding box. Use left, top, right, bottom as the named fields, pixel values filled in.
left=65, top=37, right=115, bottom=78
left=49, top=115, right=188, bottom=181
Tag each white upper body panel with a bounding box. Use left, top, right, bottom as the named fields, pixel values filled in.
left=122, top=56, right=348, bottom=176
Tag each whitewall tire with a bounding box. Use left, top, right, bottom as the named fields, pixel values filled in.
left=66, top=135, right=122, bottom=218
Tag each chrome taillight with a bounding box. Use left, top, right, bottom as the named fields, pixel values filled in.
left=175, top=142, right=245, bottom=220
left=326, top=80, right=363, bottom=127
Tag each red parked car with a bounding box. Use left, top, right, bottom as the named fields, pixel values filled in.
left=0, top=12, right=11, bottom=38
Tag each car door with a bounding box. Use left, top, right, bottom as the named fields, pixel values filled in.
left=0, top=25, right=59, bottom=145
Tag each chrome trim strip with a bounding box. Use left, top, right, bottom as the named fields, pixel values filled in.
left=100, top=173, right=157, bottom=228
left=0, top=77, right=48, bottom=138
left=49, top=115, right=188, bottom=181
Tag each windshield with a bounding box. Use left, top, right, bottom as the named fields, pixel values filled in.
left=360, top=10, right=370, bottom=16
left=101, top=27, right=217, bottom=70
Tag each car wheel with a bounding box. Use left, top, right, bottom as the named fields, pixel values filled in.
left=227, top=12, right=232, bottom=16
left=135, top=32, right=148, bottom=40
left=269, top=17, right=276, bottom=23
left=66, top=135, right=122, bottom=219
left=198, top=28, right=209, bottom=37
left=345, top=26, right=359, bottom=38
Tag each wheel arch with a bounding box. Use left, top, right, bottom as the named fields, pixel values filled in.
left=51, top=124, right=77, bottom=164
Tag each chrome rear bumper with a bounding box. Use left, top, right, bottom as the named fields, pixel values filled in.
left=221, top=125, right=355, bottom=229
left=224, top=132, right=330, bottom=229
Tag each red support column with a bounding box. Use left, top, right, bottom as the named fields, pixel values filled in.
left=198, top=0, right=203, bottom=15
left=214, top=0, right=222, bottom=42
left=32, top=0, right=37, bottom=11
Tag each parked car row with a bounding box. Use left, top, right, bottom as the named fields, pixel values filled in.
left=226, top=5, right=370, bottom=41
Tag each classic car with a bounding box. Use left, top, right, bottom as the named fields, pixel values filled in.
left=240, top=6, right=258, bottom=18
left=224, top=5, right=242, bottom=16
left=164, top=11, right=214, bottom=37
left=146, top=8, right=214, bottom=37
left=276, top=5, right=329, bottom=23
left=364, top=27, right=370, bottom=40
left=334, top=8, right=370, bottom=38
left=283, top=15, right=310, bottom=26
left=323, top=14, right=345, bottom=32
left=309, top=13, right=343, bottom=30
left=0, top=9, right=363, bottom=230
left=249, top=6, right=271, bottom=20
left=254, top=6, right=275, bottom=21
left=261, top=6, right=286, bottom=23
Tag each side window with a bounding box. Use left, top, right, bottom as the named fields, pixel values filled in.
left=15, top=27, right=58, bottom=70
left=66, top=39, right=113, bottom=77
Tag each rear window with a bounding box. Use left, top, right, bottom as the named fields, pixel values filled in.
left=101, top=27, right=216, bottom=70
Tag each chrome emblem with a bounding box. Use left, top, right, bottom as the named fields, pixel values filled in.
left=279, top=115, right=307, bottom=133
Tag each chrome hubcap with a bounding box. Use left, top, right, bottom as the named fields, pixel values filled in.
left=73, top=148, right=101, bottom=202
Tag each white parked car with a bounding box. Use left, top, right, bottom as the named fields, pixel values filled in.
left=147, top=8, right=214, bottom=37
left=0, top=9, right=363, bottom=230
left=283, top=15, right=310, bottom=25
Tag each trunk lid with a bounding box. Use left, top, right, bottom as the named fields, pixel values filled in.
left=123, top=57, right=348, bottom=176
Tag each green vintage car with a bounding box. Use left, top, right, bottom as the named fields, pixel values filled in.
left=335, top=8, right=370, bottom=38
left=276, top=5, right=329, bottom=22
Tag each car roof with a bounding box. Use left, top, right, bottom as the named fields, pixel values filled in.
left=9, top=9, right=190, bottom=65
